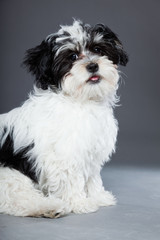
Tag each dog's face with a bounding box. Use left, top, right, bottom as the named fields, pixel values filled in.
left=24, top=20, right=128, bottom=101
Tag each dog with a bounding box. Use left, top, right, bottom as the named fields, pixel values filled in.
left=0, top=20, right=128, bottom=218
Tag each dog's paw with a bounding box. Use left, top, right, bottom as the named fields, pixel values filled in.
left=94, top=191, right=117, bottom=207
left=32, top=208, right=65, bottom=218
left=40, top=210, right=64, bottom=218
left=41, top=202, right=70, bottom=218
left=71, top=198, right=99, bottom=214
left=29, top=199, right=70, bottom=218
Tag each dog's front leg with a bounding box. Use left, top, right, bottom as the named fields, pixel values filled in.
left=45, top=169, right=99, bottom=214
left=68, top=172, right=100, bottom=214
left=86, top=172, right=116, bottom=207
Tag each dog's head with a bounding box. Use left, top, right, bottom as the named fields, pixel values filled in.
left=23, top=20, right=128, bottom=101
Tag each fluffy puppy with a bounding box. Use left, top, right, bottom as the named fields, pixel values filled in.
left=0, top=20, right=128, bottom=218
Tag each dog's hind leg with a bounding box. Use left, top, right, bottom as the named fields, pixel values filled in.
left=0, top=167, right=68, bottom=218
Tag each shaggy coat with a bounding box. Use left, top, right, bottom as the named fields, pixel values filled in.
left=0, top=20, right=128, bottom=218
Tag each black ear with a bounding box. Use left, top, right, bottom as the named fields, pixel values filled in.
left=93, top=24, right=129, bottom=66
left=23, top=40, right=53, bottom=89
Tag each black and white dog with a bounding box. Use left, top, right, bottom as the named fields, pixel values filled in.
left=0, top=20, right=128, bottom=218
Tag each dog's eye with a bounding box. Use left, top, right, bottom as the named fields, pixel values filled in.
left=70, top=53, right=79, bottom=61
left=93, top=47, right=102, bottom=54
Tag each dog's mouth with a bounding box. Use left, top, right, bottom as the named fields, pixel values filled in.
left=87, top=75, right=101, bottom=84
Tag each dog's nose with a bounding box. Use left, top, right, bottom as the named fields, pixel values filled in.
left=86, top=63, right=99, bottom=73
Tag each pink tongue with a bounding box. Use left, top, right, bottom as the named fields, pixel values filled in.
left=90, top=76, right=99, bottom=81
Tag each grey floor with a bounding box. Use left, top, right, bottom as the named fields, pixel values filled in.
left=0, top=165, right=160, bottom=240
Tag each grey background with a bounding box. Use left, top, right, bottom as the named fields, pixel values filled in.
left=0, top=0, right=160, bottom=167
left=0, top=1, right=160, bottom=240
left=1, top=0, right=160, bottom=167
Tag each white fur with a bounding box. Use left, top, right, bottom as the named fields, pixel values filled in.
left=0, top=87, right=117, bottom=217
left=0, top=21, right=119, bottom=218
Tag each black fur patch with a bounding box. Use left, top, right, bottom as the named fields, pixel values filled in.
left=91, top=24, right=128, bottom=66
left=23, top=40, right=55, bottom=90
left=0, top=128, right=38, bottom=183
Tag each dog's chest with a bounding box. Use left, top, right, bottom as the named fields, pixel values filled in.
left=35, top=101, right=117, bottom=168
